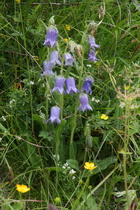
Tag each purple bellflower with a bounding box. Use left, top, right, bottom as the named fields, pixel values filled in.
left=52, top=76, right=65, bottom=94
left=41, top=61, right=55, bottom=76
left=64, top=53, right=75, bottom=66
left=88, top=50, right=99, bottom=62
left=82, top=77, right=94, bottom=95
left=46, top=106, right=61, bottom=124
left=44, top=28, right=58, bottom=48
left=65, top=77, right=80, bottom=95
left=88, top=36, right=100, bottom=49
left=78, top=94, right=93, bottom=112
left=50, top=51, right=61, bottom=66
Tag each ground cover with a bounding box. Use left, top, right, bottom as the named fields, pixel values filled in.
left=0, top=0, right=140, bottom=209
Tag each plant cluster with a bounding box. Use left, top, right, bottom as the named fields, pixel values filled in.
left=0, top=0, right=140, bottom=209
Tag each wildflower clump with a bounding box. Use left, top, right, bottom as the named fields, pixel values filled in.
left=84, top=162, right=97, bottom=170
left=16, top=184, right=30, bottom=193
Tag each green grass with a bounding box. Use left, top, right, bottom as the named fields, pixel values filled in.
left=0, top=0, right=140, bottom=209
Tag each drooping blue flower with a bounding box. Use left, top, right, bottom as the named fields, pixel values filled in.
left=88, top=36, right=100, bottom=49
left=64, top=53, right=75, bottom=66
left=88, top=50, right=99, bottom=62
left=41, top=61, right=55, bottom=76
left=52, top=76, right=65, bottom=94
left=46, top=106, right=61, bottom=124
left=78, top=94, right=93, bottom=112
left=50, top=51, right=61, bottom=66
left=82, top=77, right=94, bottom=95
left=44, top=28, right=58, bottom=48
left=65, top=77, right=80, bottom=95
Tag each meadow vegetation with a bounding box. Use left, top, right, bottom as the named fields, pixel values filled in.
left=0, top=0, right=140, bottom=209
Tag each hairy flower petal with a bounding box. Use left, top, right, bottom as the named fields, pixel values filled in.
left=52, top=76, right=65, bottom=94
left=46, top=106, right=61, bottom=124
left=44, top=28, right=58, bottom=48
left=78, top=94, right=92, bottom=112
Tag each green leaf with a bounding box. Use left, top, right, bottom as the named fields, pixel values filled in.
left=66, top=159, right=79, bottom=170
left=85, top=196, right=98, bottom=210
left=11, top=202, right=24, bottom=210
left=39, top=130, right=53, bottom=141
left=93, top=156, right=117, bottom=175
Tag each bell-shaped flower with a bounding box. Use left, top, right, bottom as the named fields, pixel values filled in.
left=78, top=94, right=93, bottom=112
left=82, top=77, right=94, bottom=95
left=46, top=106, right=61, bottom=124
left=52, top=76, right=65, bottom=94
left=50, top=51, right=61, bottom=66
left=44, top=28, right=58, bottom=48
left=88, top=36, right=100, bottom=49
left=41, top=61, right=55, bottom=76
left=88, top=50, right=99, bottom=62
left=65, top=77, right=80, bottom=95
left=64, top=53, right=75, bottom=66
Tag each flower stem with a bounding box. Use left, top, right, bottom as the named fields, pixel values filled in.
left=123, top=90, right=131, bottom=209
left=71, top=172, right=90, bottom=210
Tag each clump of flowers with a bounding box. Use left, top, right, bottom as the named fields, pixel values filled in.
left=100, top=114, right=108, bottom=120
left=84, top=162, right=97, bottom=170
left=16, top=184, right=30, bottom=193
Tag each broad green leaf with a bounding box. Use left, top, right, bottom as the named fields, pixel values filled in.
left=66, top=159, right=79, bottom=170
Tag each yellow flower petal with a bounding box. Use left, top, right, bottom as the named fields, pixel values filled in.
left=16, top=184, right=30, bottom=193
left=100, top=114, right=108, bottom=120
left=63, top=38, right=69, bottom=42
left=84, top=162, right=97, bottom=170
left=125, top=86, right=130, bottom=90
left=15, top=0, right=21, bottom=3
left=65, top=25, right=71, bottom=31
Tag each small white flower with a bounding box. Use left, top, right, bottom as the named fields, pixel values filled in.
left=91, top=97, right=95, bottom=101
left=9, top=99, right=15, bottom=104
left=28, top=81, right=34, bottom=85
left=87, top=64, right=92, bottom=68
left=69, top=169, right=76, bottom=175
left=2, top=116, right=6, bottom=121
left=95, top=99, right=100, bottom=103
left=72, top=176, right=76, bottom=179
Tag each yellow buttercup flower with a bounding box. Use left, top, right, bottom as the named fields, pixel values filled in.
left=16, top=184, right=30, bottom=193
left=101, top=114, right=108, bottom=120
left=15, top=0, right=21, bottom=3
left=84, top=162, right=97, bottom=170
left=63, top=38, right=69, bottom=42
left=125, top=86, right=130, bottom=90
left=65, top=25, right=71, bottom=31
